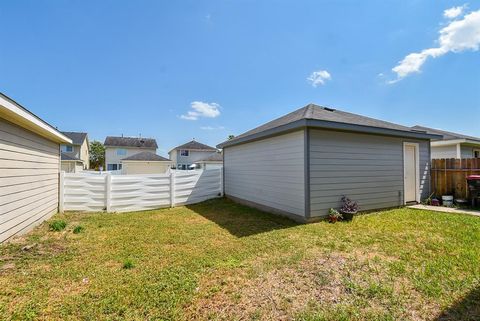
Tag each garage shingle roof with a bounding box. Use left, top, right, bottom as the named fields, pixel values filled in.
left=218, top=104, right=441, bottom=148
left=122, top=151, right=171, bottom=162
left=61, top=153, right=82, bottom=162
left=194, top=152, right=223, bottom=162
left=104, top=136, right=158, bottom=149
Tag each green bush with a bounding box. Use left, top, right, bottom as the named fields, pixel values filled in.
left=123, top=259, right=135, bottom=269
left=73, top=226, right=84, bottom=234
left=49, top=220, right=67, bottom=232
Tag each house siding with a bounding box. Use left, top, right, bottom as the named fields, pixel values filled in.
left=309, top=129, right=430, bottom=217
left=170, top=150, right=216, bottom=168
left=431, top=145, right=457, bottom=159
left=460, top=144, right=474, bottom=159
left=224, top=130, right=306, bottom=219
left=0, top=118, right=60, bottom=242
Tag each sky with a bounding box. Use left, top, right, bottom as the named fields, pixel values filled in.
left=1, top=0, right=479, bottom=156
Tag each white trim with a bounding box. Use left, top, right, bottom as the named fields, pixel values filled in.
left=456, top=143, right=461, bottom=159
left=0, top=95, right=71, bottom=143
left=431, top=139, right=480, bottom=147
left=403, top=142, right=420, bottom=204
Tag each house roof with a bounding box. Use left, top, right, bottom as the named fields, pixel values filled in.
left=170, top=140, right=217, bottom=153
left=0, top=93, right=71, bottom=144
left=61, top=153, right=83, bottom=162
left=61, top=132, right=88, bottom=145
left=121, top=151, right=171, bottom=162
left=411, top=125, right=480, bottom=143
left=104, top=136, right=158, bottom=149
left=218, top=104, right=441, bottom=148
left=194, top=152, right=223, bottom=163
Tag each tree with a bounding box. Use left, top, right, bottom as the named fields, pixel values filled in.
left=228, top=134, right=235, bottom=140
left=89, top=140, right=105, bottom=170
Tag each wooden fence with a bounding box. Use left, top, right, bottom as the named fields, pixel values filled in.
left=431, top=158, right=480, bottom=199
left=60, top=169, right=223, bottom=213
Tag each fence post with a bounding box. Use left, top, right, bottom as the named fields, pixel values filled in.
left=170, top=169, right=176, bottom=208
left=106, top=173, right=112, bottom=212
left=59, top=171, right=65, bottom=213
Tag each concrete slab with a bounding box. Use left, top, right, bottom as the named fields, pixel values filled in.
left=408, top=204, right=480, bottom=217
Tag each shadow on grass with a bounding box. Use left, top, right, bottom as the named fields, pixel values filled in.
left=435, top=286, right=480, bottom=321
left=186, top=198, right=299, bottom=238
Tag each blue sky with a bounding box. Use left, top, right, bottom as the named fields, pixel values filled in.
left=1, top=0, right=479, bottom=156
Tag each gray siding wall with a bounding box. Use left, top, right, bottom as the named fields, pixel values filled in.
left=309, top=129, right=430, bottom=217
left=0, top=118, right=60, bottom=242
left=224, top=130, right=306, bottom=219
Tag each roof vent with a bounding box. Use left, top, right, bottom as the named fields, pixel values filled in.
left=323, top=107, right=336, bottom=112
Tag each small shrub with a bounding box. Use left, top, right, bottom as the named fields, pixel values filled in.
left=49, top=220, right=67, bottom=232
left=328, top=208, right=342, bottom=223
left=73, top=226, right=84, bottom=234
left=123, top=260, right=135, bottom=269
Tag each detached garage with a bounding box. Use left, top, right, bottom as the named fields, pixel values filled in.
left=0, top=93, right=71, bottom=242
left=218, top=104, right=440, bottom=222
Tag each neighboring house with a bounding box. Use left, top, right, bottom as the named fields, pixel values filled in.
left=61, top=153, right=84, bottom=173
left=0, top=93, right=71, bottom=242
left=412, top=125, right=480, bottom=159
left=217, top=104, right=440, bottom=223
left=60, top=131, right=90, bottom=170
left=193, top=151, right=223, bottom=170
left=169, top=140, right=217, bottom=170
left=104, top=136, right=158, bottom=171
left=121, top=151, right=173, bottom=174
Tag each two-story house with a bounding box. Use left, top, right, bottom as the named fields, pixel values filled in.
left=168, top=140, right=217, bottom=170
left=60, top=131, right=90, bottom=172
left=104, top=136, right=158, bottom=171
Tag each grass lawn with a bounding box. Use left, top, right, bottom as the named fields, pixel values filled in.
left=1, top=198, right=479, bottom=321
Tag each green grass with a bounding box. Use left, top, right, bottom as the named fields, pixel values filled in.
left=0, top=198, right=479, bottom=320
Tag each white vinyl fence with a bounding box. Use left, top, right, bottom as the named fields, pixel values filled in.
left=60, top=169, right=223, bottom=213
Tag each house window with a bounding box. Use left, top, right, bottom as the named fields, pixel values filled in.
left=117, top=149, right=127, bottom=156
left=61, top=145, right=73, bottom=152
left=474, top=149, right=480, bottom=158
left=180, top=150, right=189, bottom=156
left=107, top=164, right=118, bottom=171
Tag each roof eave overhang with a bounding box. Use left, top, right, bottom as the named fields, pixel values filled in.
left=431, top=139, right=480, bottom=147
left=0, top=96, right=72, bottom=144
left=217, top=119, right=441, bottom=149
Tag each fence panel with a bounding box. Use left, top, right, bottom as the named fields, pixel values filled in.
left=174, top=169, right=222, bottom=205
left=431, top=158, right=480, bottom=199
left=63, top=173, right=107, bottom=211
left=110, top=174, right=171, bottom=212
left=62, top=169, right=222, bottom=213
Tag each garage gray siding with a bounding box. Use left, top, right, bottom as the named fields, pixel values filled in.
left=309, top=129, right=430, bottom=217
left=224, top=130, right=306, bottom=219
left=0, top=118, right=60, bottom=242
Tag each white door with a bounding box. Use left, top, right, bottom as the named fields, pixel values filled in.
left=404, top=144, right=417, bottom=203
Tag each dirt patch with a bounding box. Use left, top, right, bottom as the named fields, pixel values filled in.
left=186, top=253, right=350, bottom=320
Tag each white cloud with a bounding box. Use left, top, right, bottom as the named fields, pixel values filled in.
left=444, top=5, right=466, bottom=19
left=200, top=126, right=225, bottom=130
left=390, top=8, right=480, bottom=83
left=307, top=70, right=331, bottom=87
left=181, top=101, right=221, bottom=120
